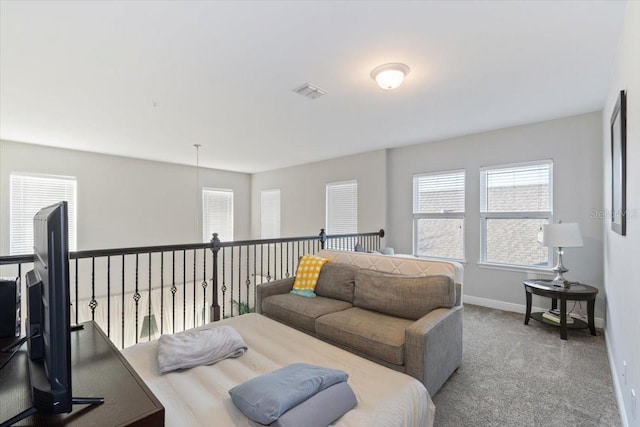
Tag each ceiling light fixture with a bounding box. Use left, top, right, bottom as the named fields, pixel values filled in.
left=370, top=63, right=410, bottom=90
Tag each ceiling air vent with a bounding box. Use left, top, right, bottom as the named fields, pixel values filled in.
left=293, top=83, right=327, bottom=100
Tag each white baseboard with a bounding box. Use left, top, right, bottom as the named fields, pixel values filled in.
left=463, top=294, right=605, bottom=329
left=605, top=330, right=629, bottom=427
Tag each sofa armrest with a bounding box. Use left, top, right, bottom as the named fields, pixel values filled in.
left=405, top=305, right=463, bottom=396
left=255, top=277, right=295, bottom=314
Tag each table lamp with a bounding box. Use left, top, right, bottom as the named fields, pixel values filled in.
left=542, top=222, right=583, bottom=287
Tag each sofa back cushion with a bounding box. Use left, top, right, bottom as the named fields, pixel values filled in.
left=314, top=263, right=358, bottom=303
left=353, top=270, right=455, bottom=320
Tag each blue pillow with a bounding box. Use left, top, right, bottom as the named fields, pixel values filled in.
left=228, top=363, right=348, bottom=424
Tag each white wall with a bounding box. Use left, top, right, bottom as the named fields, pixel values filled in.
left=387, top=112, right=605, bottom=318
left=250, top=149, right=386, bottom=238
left=0, top=140, right=251, bottom=253
left=602, top=2, right=640, bottom=426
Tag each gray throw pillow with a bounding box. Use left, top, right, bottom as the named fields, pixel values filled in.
left=353, top=269, right=455, bottom=320
left=314, top=263, right=358, bottom=303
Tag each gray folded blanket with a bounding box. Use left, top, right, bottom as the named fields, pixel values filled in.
left=228, top=363, right=349, bottom=425
left=271, top=381, right=357, bottom=427
left=157, top=325, right=247, bottom=374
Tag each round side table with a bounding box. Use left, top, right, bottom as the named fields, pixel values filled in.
left=523, top=280, right=598, bottom=340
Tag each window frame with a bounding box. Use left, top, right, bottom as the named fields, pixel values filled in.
left=202, top=188, right=234, bottom=242
left=9, top=172, right=78, bottom=255
left=479, top=160, right=553, bottom=270
left=325, top=179, right=358, bottom=235
left=412, top=169, right=466, bottom=261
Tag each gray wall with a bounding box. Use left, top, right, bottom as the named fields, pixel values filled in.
left=0, top=140, right=251, bottom=252
left=387, top=112, right=604, bottom=318
left=250, top=149, right=386, bottom=238
left=602, top=2, right=640, bottom=426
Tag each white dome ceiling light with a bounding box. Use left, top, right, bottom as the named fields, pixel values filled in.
left=370, top=63, right=410, bottom=90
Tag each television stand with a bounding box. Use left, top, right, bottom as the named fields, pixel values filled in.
left=0, top=321, right=164, bottom=426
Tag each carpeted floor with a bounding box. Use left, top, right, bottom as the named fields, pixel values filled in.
left=433, top=304, right=620, bottom=426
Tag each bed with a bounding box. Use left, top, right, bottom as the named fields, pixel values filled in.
left=122, top=313, right=434, bottom=426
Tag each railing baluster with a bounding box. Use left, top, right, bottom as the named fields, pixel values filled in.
left=273, top=244, right=277, bottom=280
left=148, top=253, right=152, bottom=341
left=193, top=249, right=197, bottom=328
left=75, top=260, right=79, bottom=325
left=246, top=245, right=250, bottom=314
left=222, top=247, right=227, bottom=318
left=279, top=242, right=283, bottom=280
left=210, top=234, right=221, bottom=322
left=260, top=244, right=264, bottom=284
left=237, top=246, right=242, bottom=315
left=230, top=246, right=234, bottom=317
left=183, top=250, right=186, bottom=331
left=90, top=257, right=97, bottom=322
left=160, top=252, right=164, bottom=335
left=253, top=245, right=257, bottom=310
left=285, top=242, right=290, bottom=278
left=171, top=251, right=176, bottom=334
left=266, top=244, right=271, bottom=282
left=122, top=254, right=125, bottom=349
left=134, top=253, right=140, bottom=344
left=202, top=248, right=207, bottom=324
left=107, top=256, right=111, bottom=338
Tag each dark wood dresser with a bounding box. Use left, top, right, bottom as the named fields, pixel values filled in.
left=0, top=321, right=164, bottom=426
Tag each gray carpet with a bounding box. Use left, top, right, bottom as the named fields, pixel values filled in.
left=433, top=304, right=620, bottom=426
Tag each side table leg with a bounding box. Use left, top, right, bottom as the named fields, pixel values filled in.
left=524, top=291, right=532, bottom=325
left=552, top=298, right=557, bottom=311
left=560, top=296, right=568, bottom=340
left=588, top=298, right=596, bottom=336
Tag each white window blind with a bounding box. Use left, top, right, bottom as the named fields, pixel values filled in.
left=10, top=173, right=78, bottom=255
left=481, top=163, right=552, bottom=213
left=480, top=161, right=553, bottom=268
left=326, top=180, right=358, bottom=235
left=414, top=171, right=465, bottom=214
left=202, top=188, right=233, bottom=242
left=412, top=170, right=465, bottom=260
left=261, top=189, right=281, bottom=239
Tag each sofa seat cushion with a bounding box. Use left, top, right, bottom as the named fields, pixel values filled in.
left=354, top=270, right=455, bottom=320
left=315, top=307, right=413, bottom=366
left=314, top=263, right=358, bottom=303
left=261, top=294, right=352, bottom=333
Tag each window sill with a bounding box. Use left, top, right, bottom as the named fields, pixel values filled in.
left=477, top=262, right=554, bottom=275
left=414, top=255, right=466, bottom=264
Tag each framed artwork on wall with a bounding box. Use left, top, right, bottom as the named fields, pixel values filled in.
left=610, top=90, right=627, bottom=236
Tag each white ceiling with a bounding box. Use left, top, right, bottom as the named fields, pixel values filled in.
left=0, top=1, right=628, bottom=173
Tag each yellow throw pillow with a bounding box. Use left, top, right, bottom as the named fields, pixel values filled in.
left=290, top=254, right=330, bottom=298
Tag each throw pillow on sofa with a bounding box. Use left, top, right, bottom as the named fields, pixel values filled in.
left=314, top=263, right=358, bottom=303
left=291, top=254, right=330, bottom=298
left=353, top=270, right=455, bottom=320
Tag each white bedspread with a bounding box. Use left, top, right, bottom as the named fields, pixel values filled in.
left=122, top=313, right=434, bottom=427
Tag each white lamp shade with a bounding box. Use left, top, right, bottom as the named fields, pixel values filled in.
left=371, top=63, right=410, bottom=90
left=542, top=223, right=583, bottom=248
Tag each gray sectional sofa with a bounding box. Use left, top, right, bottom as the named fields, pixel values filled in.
left=256, top=250, right=463, bottom=395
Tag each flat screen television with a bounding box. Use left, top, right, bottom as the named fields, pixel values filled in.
left=1, top=202, right=101, bottom=426
left=26, top=201, right=73, bottom=413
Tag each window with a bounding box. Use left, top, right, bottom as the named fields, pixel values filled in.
left=326, top=180, right=357, bottom=235
left=202, top=188, right=233, bottom=242
left=260, top=189, right=281, bottom=239
left=10, top=173, right=78, bottom=255
left=413, top=170, right=465, bottom=260
left=480, top=161, right=553, bottom=268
